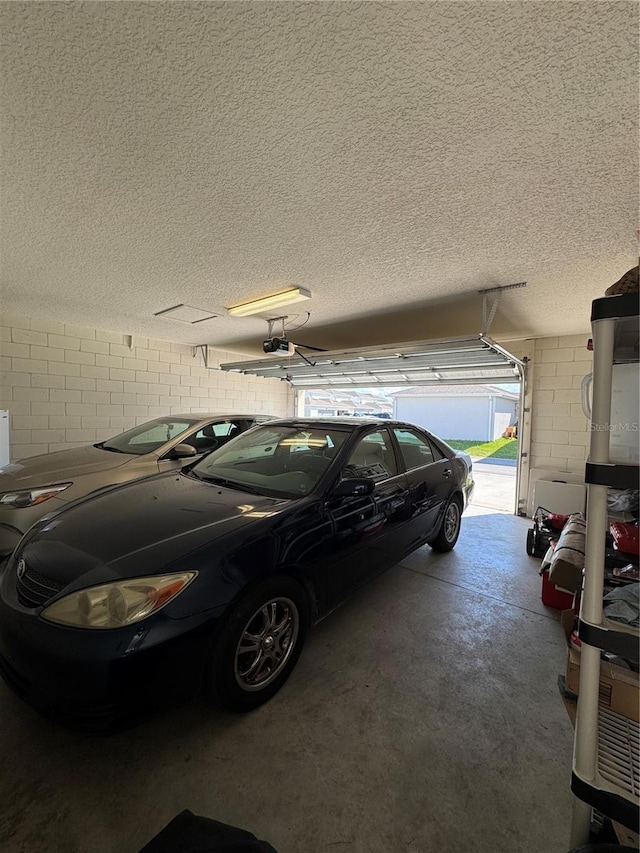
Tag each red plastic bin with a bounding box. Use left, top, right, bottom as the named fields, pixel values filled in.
left=541, top=568, right=575, bottom=610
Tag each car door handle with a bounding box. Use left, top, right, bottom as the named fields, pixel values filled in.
left=443, top=469, right=452, bottom=478
left=382, top=488, right=408, bottom=512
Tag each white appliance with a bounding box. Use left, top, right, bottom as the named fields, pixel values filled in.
left=527, top=468, right=586, bottom=517
left=532, top=479, right=586, bottom=516
left=0, top=410, right=9, bottom=467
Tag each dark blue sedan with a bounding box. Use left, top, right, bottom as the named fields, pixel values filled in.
left=0, top=418, right=473, bottom=728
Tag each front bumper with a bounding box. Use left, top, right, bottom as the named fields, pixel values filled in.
left=0, top=570, right=218, bottom=729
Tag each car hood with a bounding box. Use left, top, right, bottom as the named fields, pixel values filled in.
left=0, top=445, right=134, bottom=489
left=17, top=472, right=287, bottom=587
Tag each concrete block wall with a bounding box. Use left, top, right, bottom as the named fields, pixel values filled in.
left=529, top=333, right=592, bottom=474
left=0, top=313, right=293, bottom=461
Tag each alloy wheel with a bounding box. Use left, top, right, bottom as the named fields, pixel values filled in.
left=444, top=502, right=460, bottom=543
left=234, top=597, right=300, bottom=692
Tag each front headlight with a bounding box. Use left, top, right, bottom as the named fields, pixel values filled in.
left=0, top=483, right=72, bottom=508
left=40, top=572, right=197, bottom=629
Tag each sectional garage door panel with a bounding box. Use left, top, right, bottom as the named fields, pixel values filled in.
left=220, top=335, right=524, bottom=389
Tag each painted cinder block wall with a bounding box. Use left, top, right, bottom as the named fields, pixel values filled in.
left=0, top=313, right=293, bottom=461
left=529, top=333, right=593, bottom=474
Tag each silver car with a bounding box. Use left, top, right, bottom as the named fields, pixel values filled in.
left=0, top=413, right=272, bottom=557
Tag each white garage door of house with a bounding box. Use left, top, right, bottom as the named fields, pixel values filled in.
left=219, top=335, right=524, bottom=388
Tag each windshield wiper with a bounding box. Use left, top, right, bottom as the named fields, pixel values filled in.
left=190, top=472, right=262, bottom=494
left=200, top=475, right=244, bottom=490
left=96, top=443, right=128, bottom=454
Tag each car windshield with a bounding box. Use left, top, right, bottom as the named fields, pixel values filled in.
left=100, top=418, right=196, bottom=456
left=190, top=424, right=350, bottom=498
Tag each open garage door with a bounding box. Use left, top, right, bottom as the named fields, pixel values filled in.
left=219, top=335, right=524, bottom=388
left=220, top=335, right=528, bottom=516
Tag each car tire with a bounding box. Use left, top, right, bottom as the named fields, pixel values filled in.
left=205, top=576, right=309, bottom=712
left=428, top=497, right=462, bottom=552
left=526, top=527, right=537, bottom=556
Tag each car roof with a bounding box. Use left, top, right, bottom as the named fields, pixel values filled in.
left=165, top=413, right=274, bottom=422
left=260, top=418, right=455, bottom=453
left=264, top=417, right=409, bottom=429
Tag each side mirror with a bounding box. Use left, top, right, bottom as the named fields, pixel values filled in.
left=333, top=477, right=375, bottom=497
left=169, top=443, right=198, bottom=459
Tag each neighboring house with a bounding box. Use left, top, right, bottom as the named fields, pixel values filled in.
left=393, top=385, right=518, bottom=442
left=301, top=389, right=394, bottom=418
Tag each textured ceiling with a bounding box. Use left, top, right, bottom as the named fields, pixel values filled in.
left=1, top=2, right=637, bottom=355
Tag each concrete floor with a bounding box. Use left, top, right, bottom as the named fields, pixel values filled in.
left=0, top=505, right=575, bottom=853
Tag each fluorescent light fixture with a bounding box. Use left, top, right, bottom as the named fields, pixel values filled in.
left=154, top=304, right=220, bottom=324
left=227, top=287, right=311, bottom=317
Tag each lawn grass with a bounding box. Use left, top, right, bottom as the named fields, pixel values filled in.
left=445, top=437, right=518, bottom=460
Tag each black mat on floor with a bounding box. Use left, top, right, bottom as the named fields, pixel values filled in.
left=137, top=810, right=280, bottom=853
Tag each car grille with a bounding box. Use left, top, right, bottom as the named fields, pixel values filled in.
left=16, top=563, right=65, bottom=609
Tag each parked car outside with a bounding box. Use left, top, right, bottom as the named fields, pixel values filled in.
left=0, top=418, right=474, bottom=728
left=0, top=413, right=272, bottom=557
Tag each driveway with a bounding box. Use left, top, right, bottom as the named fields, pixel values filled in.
left=471, top=456, right=516, bottom=513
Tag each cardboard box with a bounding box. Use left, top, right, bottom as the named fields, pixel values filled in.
left=613, top=821, right=640, bottom=849
left=560, top=609, right=640, bottom=723
left=560, top=608, right=639, bottom=723
left=565, top=648, right=639, bottom=723
left=560, top=607, right=577, bottom=643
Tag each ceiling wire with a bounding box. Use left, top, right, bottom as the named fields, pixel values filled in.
left=284, top=312, right=311, bottom=333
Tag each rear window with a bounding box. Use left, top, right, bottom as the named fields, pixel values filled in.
left=393, top=428, right=436, bottom=470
